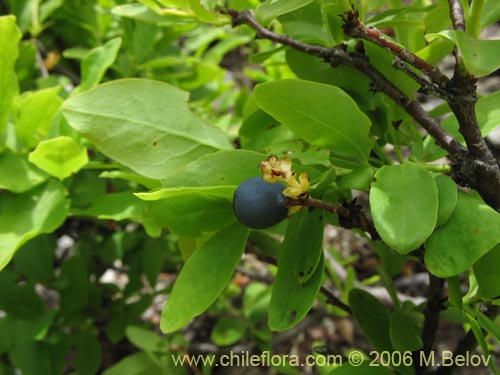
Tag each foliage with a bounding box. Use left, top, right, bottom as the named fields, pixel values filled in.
left=1, top=0, right=500, bottom=374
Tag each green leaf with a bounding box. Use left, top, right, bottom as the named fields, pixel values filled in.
left=255, top=0, right=315, bottom=26
left=476, top=310, right=500, bottom=344
left=28, top=136, right=88, bottom=180
left=14, top=86, right=63, bottom=149
left=161, top=222, right=249, bottom=333
left=72, top=192, right=144, bottom=222
left=162, top=149, right=267, bottom=187
left=425, top=191, right=500, bottom=277
left=338, top=165, right=375, bottom=191
left=480, top=0, right=500, bottom=28
left=141, top=193, right=235, bottom=237
left=0, top=150, right=47, bottom=193
left=434, top=174, right=457, bottom=226
left=125, top=326, right=169, bottom=353
left=0, top=180, right=69, bottom=271
left=74, top=331, right=102, bottom=375
left=349, top=288, right=393, bottom=352
left=389, top=309, right=423, bottom=351
left=62, top=79, right=232, bottom=179
left=269, top=210, right=325, bottom=330
left=0, top=16, right=22, bottom=133
left=447, top=276, right=463, bottom=309
left=112, top=4, right=197, bottom=25
left=431, top=30, right=500, bottom=77
left=77, top=37, right=122, bottom=93
left=370, top=164, right=438, bottom=253
left=136, top=186, right=235, bottom=201
left=12, top=235, right=55, bottom=284
left=254, top=79, right=373, bottom=164
left=211, top=316, right=247, bottom=346
left=269, top=253, right=324, bottom=331
left=102, top=352, right=162, bottom=375
left=421, top=91, right=500, bottom=161
left=474, top=243, right=500, bottom=298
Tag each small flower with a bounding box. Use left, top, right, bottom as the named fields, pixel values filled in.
left=259, top=155, right=293, bottom=183
left=283, top=172, right=310, bottom=199
left=259, top=156, right=311, bottom=214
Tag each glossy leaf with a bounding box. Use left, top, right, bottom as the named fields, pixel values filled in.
left=161, top=149, right=267, bottom=187
left=14, top=86, right=63, bottom=149
left=136, top=186, right=235, bottom=201
left=101, top=352, right=162, bottom=375
left=211, top=316, right=247, bottom=346
left=338, top=165, right=375, bottom=191
left=256, top=0, right=315, bottom=26
left=389, top=309, right=423, bottom=351
left=0, top=180, right=69, bottom=271
left=72, top=192, right=144, bottom=222
left=0, top=151, right=47, bottom=193
left=161, top=222, right=249, bottom=333
left=140, top=193, right=235, bottom=237
left=125, top=326, right=169, bottom=353
left=434, top=174, right=457, bottom=226
left=0, top=16, right=21, bottom=132
left=77, top=37, right=122, bottom=92
left=254, top=79, right=373, bottom=164
left=431, top=30, right=500, bottom=77
left=425, top=191, right=500, bottom=277
left=422, top=91, right=500, bottom=161
left=370, top=164, right=438, bottom=253
left=349, top=288, right=393, bottom=352
left=474, top=243, right=500, bottom=298
left=28, top=136, right=89, bottom=180
left=62, top=79, right=232, bottom=179
left=269, top=253, right=324, bottom=331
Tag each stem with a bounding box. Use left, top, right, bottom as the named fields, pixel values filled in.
left=414, top=274, right=445, bottom=374
left=287, top=196, right=380, bottom=240
left=342, top=12, right=449, bottom=87
left=222, top=9, right=466, bottom=160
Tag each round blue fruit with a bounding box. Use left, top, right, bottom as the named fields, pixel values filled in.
left=233, top=176, right=288, bottom=229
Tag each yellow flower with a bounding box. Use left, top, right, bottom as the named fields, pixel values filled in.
left=259, top=156, right=310, bottom=213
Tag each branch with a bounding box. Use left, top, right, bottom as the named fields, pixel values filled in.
left=414, top=274, right=445, bottom=374
left=448, top=0, right=466, bottom=68
left=222, top=9, right=466, bottom=159
left=342, top=11, right=449, bottom=87
left=288, top=196, right=380, bottom=241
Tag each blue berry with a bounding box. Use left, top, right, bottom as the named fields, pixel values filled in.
left=233, top=177, right=288, bottom=229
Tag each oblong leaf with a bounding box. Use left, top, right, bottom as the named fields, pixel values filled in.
left=435, top=174, right=457, bottom=226
left=473, top=243, right=500, bottom=298
left=62, top=79, right=232, bottom=179
left=425, top=191, right=500, bottom=277
left=349, top=288, right=393, bottom=352
left=269, top=253, right=324, bottom=331
left=135, top=186, right=235, bottom=200
left=0, top=151, right=47, bottom=193
left=269, top=209, right=325, bottom=331
left=254, top=79, right=373, bottom=164
left=256, top=0, right=315, bottom=26
left=0, top=16, right=21, bottom=132
left=370, top=164, right=438, bottom=253
left=141, top=193, right=235, bottom=237
left=431, top=30, right=500, bottom=77
left=389, top=309, right=423, bottom=351
left=28, top=136, right=89, bottom=180
left=161, top=222, right=249, bottom=333
left=0, top=180, right=69, bottom=271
